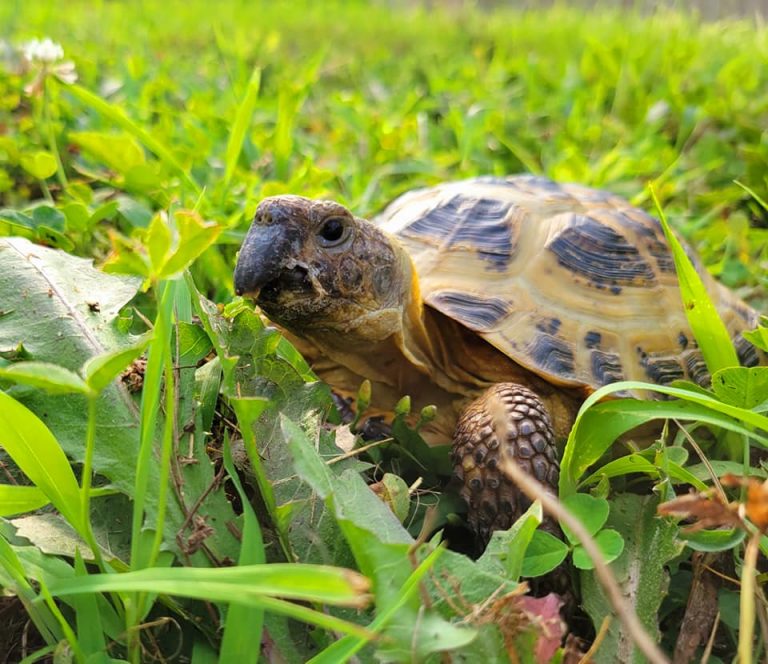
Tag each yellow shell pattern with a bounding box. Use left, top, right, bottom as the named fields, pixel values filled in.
left=374, top=175, right=762, bottom=392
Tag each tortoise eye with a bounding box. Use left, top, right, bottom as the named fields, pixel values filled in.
left=318, top=217, right=349, bottom=247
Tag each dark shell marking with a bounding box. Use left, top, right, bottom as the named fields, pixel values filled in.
left=736, top=334, right=760, bottom=368
left=527, top=335, right=576, bottom=378
left=401, top=195, right=517, bottom=270
left=584, top=331, right=602, bottom=349
left=590, top=349, right=625, bottom=385
left=547, top=216, right=656, bottom=291
left=430, top=290, right=510, bottom=332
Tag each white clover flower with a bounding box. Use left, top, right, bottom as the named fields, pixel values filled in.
left=21, top=38, right=64, bottom=64
left=20, top=38, right=77, bottom=95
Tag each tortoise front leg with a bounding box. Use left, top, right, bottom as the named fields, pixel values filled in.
left=451, top=383, right=560, bottom=546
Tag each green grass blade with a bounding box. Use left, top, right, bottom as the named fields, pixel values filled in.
left=130, top=279, right=176, bottom=570
left=0, top=536, right=62, bottom=644
left=735, top=180, right=768, bottom=212
left=67, top=84, right=201, bottom=195
left=0, top=362, right=89, bottom=395
left=38, top=578, right=84, bottom=661
left=0, top=392, right=83, bottom=529
left=0, top=485, right=50, bottom=516
left=579, top=454, right=708, bottom=491
left=46, top=564, right=371, bottom=607
left=223, top=66, right=261, bottom=192
left=72, top=552, right=107, bottom=659
left=308, top=545, right=445, bottom=664
left=560, top=380, right=768, bottom=495
left=650, top=185, right=739, bottom=373
left=219, top=437, right=265, bottom=662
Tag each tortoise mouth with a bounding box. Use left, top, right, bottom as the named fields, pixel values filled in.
left=257, top=265, right=312, bottom=305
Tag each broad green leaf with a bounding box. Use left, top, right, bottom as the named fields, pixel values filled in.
left=0, top=239, right=240, bottom=563
left=159, top=211, right=222, bottom=278
left=145, top=212, right=173, bottom=274
left=68, top=130, right=146, bottom=174
left=520, top=529, right=569, bottom=578
left=20, top=151, right=57, bottom=180
left=310, top=546, right=459, bottom=664
left=651, top=186, right=738, bottom=372
left=61, top=202, right=90, bottom=233
left=0, top=362, right=89, bottom=395
left=283, top=415, right=484, bottom=659
left=561, top=493, right=609, bottom=542
left=373, top=473, right=411, bottom=523
left=572, top=528, right=624, bottom=570
left=0, top=392, right=83, bottom=530
left=223, top=66, right=261, bottom=191
left=0, top=209, right=35, bottom=236
left=711, top=366, right=768, bottom=409
left=582, top=495, right=683, bottom=663
left=683, top=528, right=746, bottom=552
left=30, top=206, right=66, bottom=231
left=0, top=484, right=50, bottom=516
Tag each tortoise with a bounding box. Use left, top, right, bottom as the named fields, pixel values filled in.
left=233, top=174, right=764, bottom=542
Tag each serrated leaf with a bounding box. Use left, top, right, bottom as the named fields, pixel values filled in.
left=711, top=366, right=768, bottom=409
left=582, top=494, right=683, bottom=663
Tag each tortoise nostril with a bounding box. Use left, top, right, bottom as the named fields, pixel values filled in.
left=281, top=265, right=309, bottom=289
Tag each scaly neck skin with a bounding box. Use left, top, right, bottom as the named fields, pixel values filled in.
left=303, top=255, right=438, bottom=396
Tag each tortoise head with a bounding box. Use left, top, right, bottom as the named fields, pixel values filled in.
left=234, top=196, right=414, bottom=348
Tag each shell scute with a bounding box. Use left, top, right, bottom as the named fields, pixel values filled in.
left=375, top=175, right=764, bottom=392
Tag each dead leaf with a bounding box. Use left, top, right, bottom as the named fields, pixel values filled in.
left=657, top=491, right=741, bottom=532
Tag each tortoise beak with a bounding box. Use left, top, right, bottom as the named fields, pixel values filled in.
left=233, top=220, right=293, bottom=298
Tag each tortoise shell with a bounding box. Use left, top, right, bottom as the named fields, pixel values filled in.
left=374, top=175, right=761, bottom=392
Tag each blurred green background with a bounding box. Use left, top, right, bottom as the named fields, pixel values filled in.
left=0, top=0, right=766, bottom=300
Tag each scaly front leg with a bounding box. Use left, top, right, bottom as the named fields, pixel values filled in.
left=452, top=383, right=560, bottom=546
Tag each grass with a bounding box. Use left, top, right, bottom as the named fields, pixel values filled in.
left=0, top=0, right=767, bottom=661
